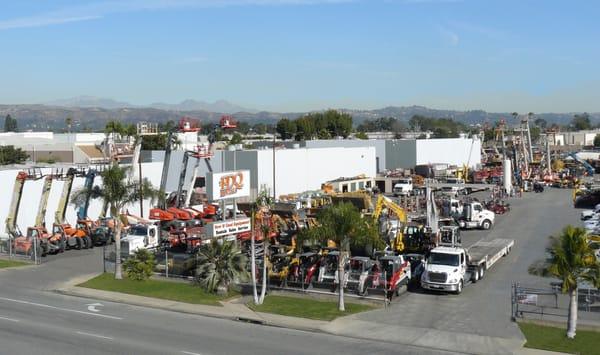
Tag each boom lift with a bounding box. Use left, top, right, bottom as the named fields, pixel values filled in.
left=6, top=169, right=54, bottom=257
left=53, top=168, right=92, bottom=249
left=30, top=173, right=65, bottom=254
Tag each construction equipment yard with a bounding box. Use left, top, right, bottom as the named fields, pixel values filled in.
left=0, top=186, right=590, bottom=355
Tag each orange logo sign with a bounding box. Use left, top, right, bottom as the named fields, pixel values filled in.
left=219, top=172, right=245, bottom=198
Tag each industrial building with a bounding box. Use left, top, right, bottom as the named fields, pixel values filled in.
left=305, top=137, right=481, bottom=172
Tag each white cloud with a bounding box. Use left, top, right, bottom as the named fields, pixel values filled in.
left=0, top=0, right=354, bottom=30
left=439, top=26, right=459, bottom=46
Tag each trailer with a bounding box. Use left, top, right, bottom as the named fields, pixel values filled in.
left=421, top=237, right=514, bottom=294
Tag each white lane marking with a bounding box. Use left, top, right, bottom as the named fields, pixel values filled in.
left=181, top=351, right=203, bottom=355
left=0, top=315, right=19, bottom=322
left=76, top=331, right=113, bottom=340
left=0, top=296, right=122, bottom=320
left=86, top=303, right=103, bottom=312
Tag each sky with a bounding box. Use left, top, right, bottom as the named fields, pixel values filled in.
left=0, top=0, right=598, bottom=113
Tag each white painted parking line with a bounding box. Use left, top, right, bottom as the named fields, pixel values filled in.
left=0, top=315, right=20, bottom=322
left=0, top=296, right=122, bottom=320
left=181, top=351, right=202, bottom=355
left=76, top=331, right=113, bottom=340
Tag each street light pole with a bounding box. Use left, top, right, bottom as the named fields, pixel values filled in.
left=272, top=133, right=276, bottom=200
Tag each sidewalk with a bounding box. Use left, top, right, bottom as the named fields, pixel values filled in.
left=54, top=275, right=564, bottom=355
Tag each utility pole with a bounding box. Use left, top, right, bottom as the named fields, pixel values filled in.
left=272, top=133, right=276, bottom=200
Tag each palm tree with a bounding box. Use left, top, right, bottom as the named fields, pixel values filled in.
left=71, top=163, right=158, bottom=279
left=529, top=225, right=600, bottom=338
left=254, top=189, right=274, bottom=305
left=195, top=240, right=248, bottom=294
left=299, top=202, right=382, bottom=311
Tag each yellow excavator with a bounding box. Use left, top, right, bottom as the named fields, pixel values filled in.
left=373, top=195, right=407, bottom=252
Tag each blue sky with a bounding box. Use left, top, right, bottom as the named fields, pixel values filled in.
left=0, top=0, right=598, bottom=112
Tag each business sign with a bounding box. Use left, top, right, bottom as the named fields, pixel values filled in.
left=206, top=218, right=251, bottom=238
left=206, top=170, right=250, bottom=201
left=517, top=293, right=538, bottom=305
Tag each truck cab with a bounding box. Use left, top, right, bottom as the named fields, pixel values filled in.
left=393, top=178, right=413, bottom=197
left=421, top=247, right=466, bottom=293
left=457, top=202, right=494, bottom=230
left=121, top=224, right=160, bottom=256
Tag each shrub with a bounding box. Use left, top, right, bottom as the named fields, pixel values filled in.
left=123, top=249, right=155, bottom=281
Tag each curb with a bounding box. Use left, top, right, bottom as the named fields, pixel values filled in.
left=53, top=286, right=325, bottom=334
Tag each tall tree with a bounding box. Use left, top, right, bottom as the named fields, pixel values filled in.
left=65, top=116, right=73, bottom=134
left=276, top=118, right=296, bottom=140
left=529, top=226, right=600, bottom=338
left=4, top=114, right=17, bottom=132
left=71, top=164, right=158, bottom=279
left=299, top=202, right=382, bottom=311
left=571, top=113, right=591, bottom=131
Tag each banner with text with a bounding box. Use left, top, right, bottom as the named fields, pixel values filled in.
left=206, top=170, right=250, bottom=201
left=206, top=218, right=252, bottom=238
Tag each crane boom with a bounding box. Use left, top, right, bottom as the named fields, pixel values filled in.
left=5, top=171, right=29, bottom=238
left=77, top=169, right=97, bottom=220
left=35, top=175, right=53, bottom=227
left=54, top=168, right=77, bottom=224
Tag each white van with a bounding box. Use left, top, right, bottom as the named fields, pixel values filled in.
left=393, top=178, right=413, bottom=196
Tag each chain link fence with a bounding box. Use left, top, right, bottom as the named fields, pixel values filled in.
left=512, top=282, right=600, bottom=322
left=0, top=235, right=43, bottom=264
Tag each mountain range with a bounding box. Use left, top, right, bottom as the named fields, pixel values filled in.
left=44, top=96, right=255, bottom=114
left=0, top=96, right=598, bottom=132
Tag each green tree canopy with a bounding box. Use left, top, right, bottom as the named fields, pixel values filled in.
left=0, top=145, right=28, bottom=165
left=594, top=135, right=600, bottom=148
left=276, top=110, right=353, bottom=141
left=571, top=113, right=592, bottom=131
left=4, top=115, right=17, bottom=132
left=276, top=118, right=297, bottom=140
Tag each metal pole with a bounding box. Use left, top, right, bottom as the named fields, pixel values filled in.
left=139, top=156, right=144, bottom=217
left=33, top=237, right=38, bottom=264
left=272, top=133, right=276, bottom=200
left=165, top=249, right=169, bottom=278
left=103, top=245, right=106, bottom=273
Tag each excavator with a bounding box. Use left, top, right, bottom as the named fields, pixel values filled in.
left=373, top=195, right=407, bottom=253
left=52, top=168, right=93, bottom=250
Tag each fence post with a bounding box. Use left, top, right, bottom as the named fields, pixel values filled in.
left=165, top=249, right=169, bottom=278
left=103, top=245, right=106, bottom=273
left=8, top=235, right=12, bottom=260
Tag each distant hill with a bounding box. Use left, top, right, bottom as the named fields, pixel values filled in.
left=1, top=101, right=598, bottom=132
left=149, top=99, right=257, bottom=114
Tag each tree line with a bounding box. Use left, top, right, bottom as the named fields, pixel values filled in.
left=276, top=110, right=353, bottom=141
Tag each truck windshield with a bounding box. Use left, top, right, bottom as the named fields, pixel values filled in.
left=428, top=252, right=459, bottom=266
left=129, top=226, right=147, bottom=236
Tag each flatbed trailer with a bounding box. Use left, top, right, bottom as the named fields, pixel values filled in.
left=466, top=238, right=514, bottom=281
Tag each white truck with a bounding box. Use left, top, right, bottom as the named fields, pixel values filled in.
left=120, top=223, right=160, bottom=256
left=393, top=177, right=413, bottom=197
left=421, top=237, right=514, bottom=294
left=457, top=201, right=495, bottom=230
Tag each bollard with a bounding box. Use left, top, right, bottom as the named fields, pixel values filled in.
left=165, top=250, right=169, bottom=278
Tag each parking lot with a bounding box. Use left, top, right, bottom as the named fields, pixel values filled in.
left=355, top=187, right=579, bottom=340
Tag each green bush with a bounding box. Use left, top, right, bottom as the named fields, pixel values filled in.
left=123, top=249, right=155, bottom=281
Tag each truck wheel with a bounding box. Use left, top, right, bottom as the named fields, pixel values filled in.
left=481, top=220, right=492, bottom=230
left=472, top=269, right=479, bottom=283
left=479, top=266, right=485, bottom=280
left=456, top=280, right=463, bottom=295
left=75, top=238, right=83, bottom=250
left=86, top=236, right=94, bottom=249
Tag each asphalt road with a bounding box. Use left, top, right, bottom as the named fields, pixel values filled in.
left=359, top=187, right=579, bottom=340
left=0, top=242, right=454, bottom=354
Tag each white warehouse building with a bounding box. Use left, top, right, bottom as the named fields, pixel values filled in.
left=0, top=146, right=376, bottom=236
left=305, top=137, right=481, bottom=171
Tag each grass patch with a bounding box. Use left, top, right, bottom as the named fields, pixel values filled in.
left=519, top=322, right=600, bottom=355
left=0, top=259, right=29, bottom=269
left=247, top=295, right=375, bottom=321
left=78, top=273, right=235, bottom=306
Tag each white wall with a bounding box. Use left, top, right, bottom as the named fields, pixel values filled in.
left=255, top=147, right=376, bottom=197
left=416, top=138, right=481, bottom=168
left=0, top=163, right=165, bottom=237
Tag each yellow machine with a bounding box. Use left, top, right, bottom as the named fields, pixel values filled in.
left=373, top=195, right=407, bottom=252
